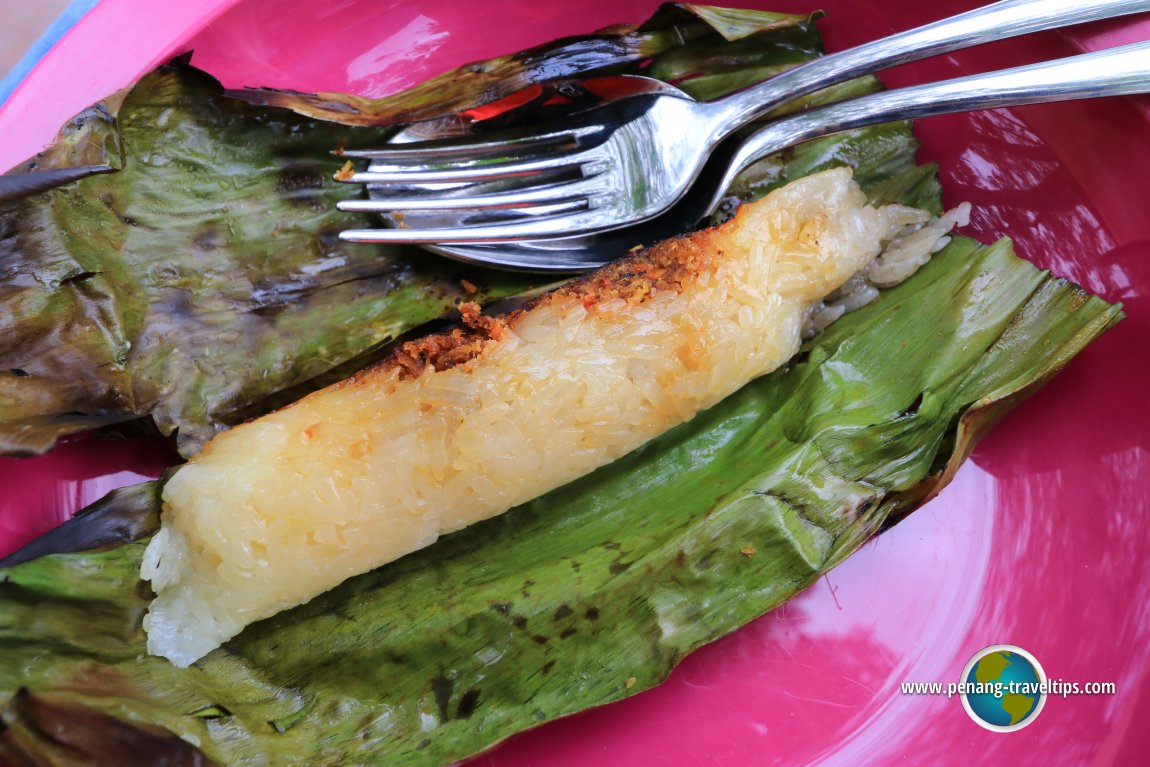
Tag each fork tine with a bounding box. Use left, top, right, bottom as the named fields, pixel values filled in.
left=343, top=155, right=607, bottom=185
left=337, top=177, right=603, bottom=213
left=340, top=129, right=583, bottom=163
left=339, top=204, right=609, bottom=244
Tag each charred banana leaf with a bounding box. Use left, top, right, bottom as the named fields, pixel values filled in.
left=0, top=61, right=538, bottom=458
left=228, top=4, right=819, bottom=125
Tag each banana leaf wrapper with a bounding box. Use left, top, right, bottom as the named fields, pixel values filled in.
left=0, top=236, right=1122, bottom=766
left=0, top=5, right=922, bottom=458
left=0, top=58, right=538, bottom=459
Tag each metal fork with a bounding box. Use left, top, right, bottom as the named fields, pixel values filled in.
left=336, top=0, right=1150, bottom=247
left=414, top=39, right=1150, bottom=270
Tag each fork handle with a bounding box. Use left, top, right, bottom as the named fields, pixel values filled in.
left=707, top=39, right=1150, bottom=216
left=707, top=0, right=1150, bottom=137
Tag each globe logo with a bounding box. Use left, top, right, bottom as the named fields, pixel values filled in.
left=959, top=644, right=1047, bottom=731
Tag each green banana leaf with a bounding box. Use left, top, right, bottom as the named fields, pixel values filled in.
left=0, top=236, right=1122, bottom=767
left=0, top=5, right=902, bottom=459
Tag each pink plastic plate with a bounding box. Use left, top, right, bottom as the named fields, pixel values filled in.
left=2, top=1, right=1149, bottom=764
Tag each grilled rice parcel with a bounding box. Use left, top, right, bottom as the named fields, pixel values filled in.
left=142, top=168, right=968, bottom=666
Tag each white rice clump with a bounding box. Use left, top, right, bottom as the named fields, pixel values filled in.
left=802, top=201, right=971, bottom=338
left=141, top=168, right=968, bottom=667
